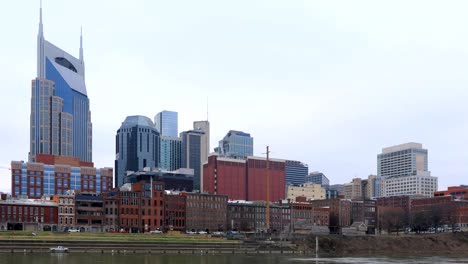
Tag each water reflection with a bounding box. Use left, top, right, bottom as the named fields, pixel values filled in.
left=0, top=254, right=467, bottom=264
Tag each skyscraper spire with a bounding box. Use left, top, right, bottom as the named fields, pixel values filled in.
left=37, top=0, right=45, bottom=78
left=79, top=26, right=83, bottom=62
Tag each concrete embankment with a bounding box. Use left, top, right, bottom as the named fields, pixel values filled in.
left=296, top=232, right=468, bottom=257
left=0, top=240, right=300, bottom=255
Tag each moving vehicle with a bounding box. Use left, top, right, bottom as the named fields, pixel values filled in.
left=49, top=246, right=69, bottom=253
left=67, top=228, right=80, bottom=233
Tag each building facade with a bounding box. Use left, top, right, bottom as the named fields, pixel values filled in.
left=180, top=130, right=204, bottom=191
left=382, top=171, right=437, bottom=197
left=115, top=115, right=160, bottom=187
left=117, top=180, right=165, bottom=233
left=204, top=154, right=286, bottom=202
left=164, top=193, right=186, bottom=231
left=215, top=130, right=253, bottom=159
left=286, top=183, right=325, bottom=201
left=159, top=136, right=182, bottom=171
left=11, top=157, right=113, bottom=199
left=193, top=121, right=210, bottom=192
left=434, top=186, right=468, bottom=200
left=305, top=172, right=330, bottom=190
left=378, top=143, right=428, bottom=178
left=31, top=6, right=92, bottom=162
left=185, top=193, right=228, bottom=232
left=154, top=110, right=178, bottom=137
left=227, top=201, right=291, bottom=233
left=0, top=197, right=58, bottom=231
left=285, top=160, right=309, bottom=186
left=74, top=193, right=104, bottom=232
left=52, top=194, right=75, bottom=231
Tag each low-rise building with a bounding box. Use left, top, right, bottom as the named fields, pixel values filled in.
left=52, top=193, right=75, bottom=231
left=185, top=193, right=227, bottom=232
left=286, top=183, right=325, bottom=201
left=0, top=197, right=57, bottom=231
left=75, top=192, right=104, bottom=232
left=227, top=200, right=291, bottom=233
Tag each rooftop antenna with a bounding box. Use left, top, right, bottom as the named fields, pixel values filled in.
left=206, top=96, right=209, bottom=121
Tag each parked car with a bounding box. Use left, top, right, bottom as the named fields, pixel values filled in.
left=150, top=229, right=163, bottom=234
left=211, top=231, right=225, bottom=237
left=68, top=228, right=80, bottom=233
left=186, top=230, right=196, bottom=234
left=197, top=230, right=208, bottom=235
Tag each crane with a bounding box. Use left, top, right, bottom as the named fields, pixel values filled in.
left=0, top=166, right=11, bottom=171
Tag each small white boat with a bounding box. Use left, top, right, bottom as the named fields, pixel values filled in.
left=49, top=246, right=69, bottom=253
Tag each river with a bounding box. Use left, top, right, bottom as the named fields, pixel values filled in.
left=0, top=254, right=467, bottom=264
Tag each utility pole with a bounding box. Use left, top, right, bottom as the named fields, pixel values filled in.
left=266, top=146, right=270, bottom=233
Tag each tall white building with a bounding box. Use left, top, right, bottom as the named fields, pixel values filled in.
left=376, top=143, right=437, bottom=198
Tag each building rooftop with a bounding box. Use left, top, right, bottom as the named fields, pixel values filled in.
left=382, top=142, right=423, bottom=154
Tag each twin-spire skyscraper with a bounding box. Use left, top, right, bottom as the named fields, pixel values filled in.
left=30, top=4, right=92, bottom=162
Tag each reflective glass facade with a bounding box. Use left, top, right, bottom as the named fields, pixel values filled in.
left=285, top=160, right=309, bottom=186
left=216, top=130, right=253, bottom=159
left=31, top=13, right=92, bottom=162
left=154, top=111, right=178, bottom=137
left=305, top=172, right=330, bottom=190
left=159, top=136, right=182, bottom=171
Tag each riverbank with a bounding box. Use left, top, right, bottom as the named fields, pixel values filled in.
left=297, top=232, right=468, bottom=257
left=0, top=231, right=299, bottom=254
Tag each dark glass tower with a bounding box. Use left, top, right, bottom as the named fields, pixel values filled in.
left=115, top=116, right=160, bottom=187
left=180, top=130, right=204, bottom=191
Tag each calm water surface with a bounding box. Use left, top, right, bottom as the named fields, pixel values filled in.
left=0, top=254, right=467, bottom=264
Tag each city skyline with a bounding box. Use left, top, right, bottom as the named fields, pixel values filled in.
left=1, top=1, right=468, bottom=192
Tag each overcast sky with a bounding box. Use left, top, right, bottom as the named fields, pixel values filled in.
left=1, top=0, right=467, bottom=193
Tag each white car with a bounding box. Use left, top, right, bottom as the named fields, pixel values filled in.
left=150, top=230, right=163, bottom=234
left=197, top=230, right=208, bottom=235
left=186, top=230, right=196, bottom=234
left=68, top=228, right=80, bottom=233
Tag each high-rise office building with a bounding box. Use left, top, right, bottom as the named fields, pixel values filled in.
left=159, top=136, right=182, bottom=171
left=193, top=121, right=210, bottom=191
left=215, top=130, right=253, bottom=159
left=30, top=5, right=92, bottom=162
left=180, top=130, right=204, bottom=191
left=154, top=111, right=178, bottom=137
left=377, top=142, right=428, bottom=178
left=115, top=116, right=160, bottom=187
left=377, top=143, right=436, bottom=197
left=305, top=172, right=330, bottom=190
left=285, top=160, right=309, bottom=186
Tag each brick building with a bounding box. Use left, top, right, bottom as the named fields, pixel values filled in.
left=164, top=193, right=186, bottom=231
left=52, top=193, right=75, bottom=231
left=75, top=193, right=104, bottom=232
left=227, top=201, right=291, bottom=233
left=185, top=193, right=228, bottom=232
left=118, top=180, right=165, bottom=233
left=290, top=201, right=330, bottom=229
left=103, top=191, right=119, bottom=232
left=351, top=200, right=377, bottom=233
left=307, top=198, right=352, bottom=233
left=203, top=154, right=286, bottom=201
left=11, top=155, right=113, bottom=199
left=0, top=197, right=57, bottom=231
left=434, top=186, right=468, bottom=200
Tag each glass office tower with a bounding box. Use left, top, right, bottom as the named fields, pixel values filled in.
left=154, top=110, right=178, bottom=137
left=115, top=116, right=160, bottom=187
left=30, top=6, right=92, bottom=162
left=215, top=130, right=253, bottom=159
